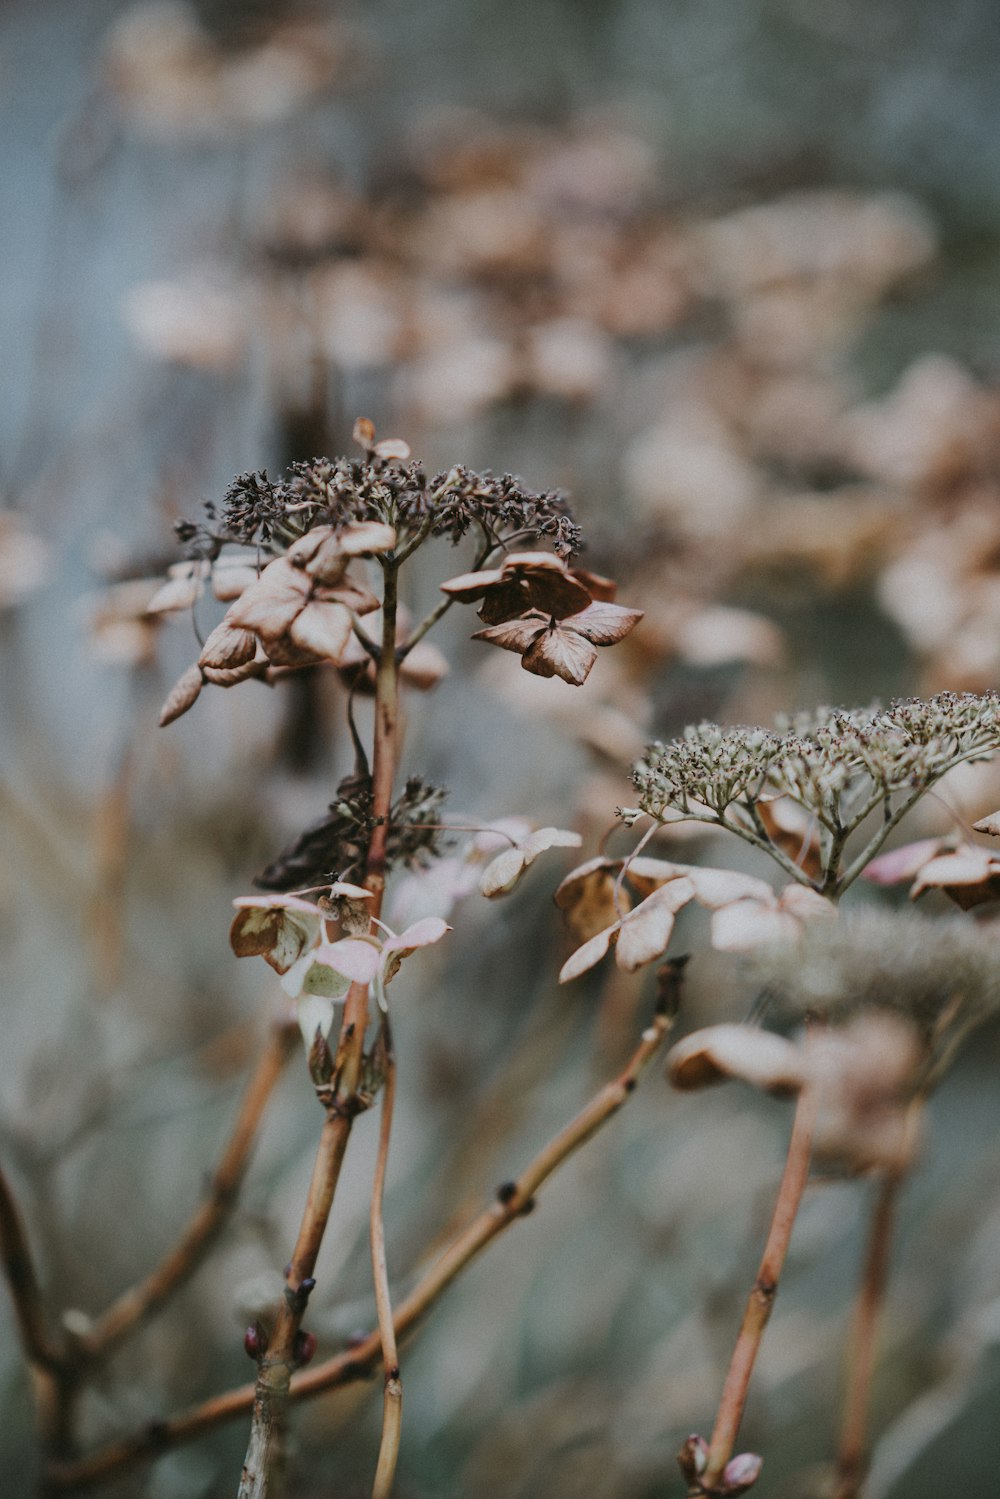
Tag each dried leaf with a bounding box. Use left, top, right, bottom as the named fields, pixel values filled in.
left=667, top=1024, right=804, bottom=1095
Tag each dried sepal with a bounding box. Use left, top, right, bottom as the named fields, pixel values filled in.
left=973, top=810, right=1000, bottom=837
left=230, top=894, right=323, bottom=974
left=474, top=600, right=643, bottom=686
left=862, top=837, right=950, bottom=885
left=559, top=878, right=694, bottom=982
left=710, top=883, right=834, bottom=952
left=479, top=826, right=582, bottom=897
left=554, top=856, right=625, bottom=941
left=227, top=557, right=311, bottom=641
left=198, top=621, right=258, bottom=671
left=146, top=571, right=202, bottom=614
left=288, top=600, right=354, bottom=661
left=159, top=664, right=203, bottom=726
left=909, top=846, right=1000, bottom=908
left=666, top=1024, right=805, bottom=1096
left=382, top=916, right=452, bottom=984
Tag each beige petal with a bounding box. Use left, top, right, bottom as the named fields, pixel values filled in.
left=861, top=836, right=948, bottom=886
left=353, top=416, right=376, bottom=449
left=667, top=1024, right=805, bottom=1094
left=615, top=878, right=694, bottom=971
left=146, top=575, right=201, bottom=614
left=710, top=899, right=800, bottom=952
left=289, top=600, right=353, bottom=661
left=401, top=641, right=449, bottom=689
left=338, top=521, right=397, bottom=555
left=564, top=601, right=644, bottom=646
left=558, top=923, right=617, bottom=983
left=568, top=566, right=617, bottom=602
left=198, top=621, right=258, bottom=671
left=972, top=811, right=1000, bottom=837
left=373, top=438, right=411, bottom=462
left=776, top=884, right=836, bottom=920
left=201, top=657, right=266, bottom=686
left=522, top=626, right=597, bottom=685
left=479, top=847, right=529, bottom=898
left=159, top=664, right=203, bottom=726
left=211, top=563, right=259, bottom=601
left=687, top=866, right=775, bottom=909
left=226, top=558, right=310, bottom=641
left=909, top=847, right=1000, bottom=908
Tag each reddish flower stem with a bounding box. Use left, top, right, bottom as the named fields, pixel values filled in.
left=697, top=1084, right=818, bottom=1494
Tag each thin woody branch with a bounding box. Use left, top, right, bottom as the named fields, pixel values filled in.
left=369, top=1026, right=401, bottom=1499
left=693, top=1082, right=818, bottom=1495
left=0, top=1160, right=62, bottom=1374
left=78, top=1020, right=297, bottom=1363
left=45, top=991, right=678, bottom=1492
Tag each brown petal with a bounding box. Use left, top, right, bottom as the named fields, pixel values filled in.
left=198, top=621, right=258, bottom=671
left=211, top=563, right=259, bottom=601
left=522, top=626, right=598, bottom=685
left=569, top=566, right=617, bottom=602
left=623, top=856, right=689, bottom=898
left=520, top=570, right=594, bottom=620
left=439, top=568, right=506, bottom=601
left=289, top=600, right=353, bottom=661
left=554, top=857, right=626, bottom=941
left=353, top=416, right=376, bottom=450
left=498, top=551, right=569, bottom=576
left=666, top=1024, right=805, bottom=1095
left=159, top=664, right=203, bottom=725
left=472, top=617, right=547, bottom=655
left=564, top=601, right=644, bottom=646
left=477, top=580, right=544, bottom=624
left=226, top=558, right=310, bottom=641
left=373, top=438, right=411, bottom=462
left=756, top=798, right=823, bottom=882
left=287, top=526, right=337, bottom=566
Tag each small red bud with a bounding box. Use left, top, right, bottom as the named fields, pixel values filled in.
left=722, top=1452, right=763, bottom=1494
left=677, top=1434, right=708, bottom=1484
left=293, top=1330, right=318, bottom=1366
left=244, top=1321, right=267, bottom=1361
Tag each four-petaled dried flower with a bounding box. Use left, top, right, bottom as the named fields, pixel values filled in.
left=472, top=600, right=644, bottom=686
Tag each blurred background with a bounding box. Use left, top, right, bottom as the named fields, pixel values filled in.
left=4, top=1, right=1000, bottom=1495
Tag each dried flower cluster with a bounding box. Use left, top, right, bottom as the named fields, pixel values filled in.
left=632, top=693, right=1000, bottom=896
left=184, top=422, right=581, bottom=558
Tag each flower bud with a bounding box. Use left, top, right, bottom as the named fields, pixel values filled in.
left=244, top=1321, right=267, bottom=1361
left=676, top=1434, right=708, bottom=1484
left=293, top=1330, right=318, bottom=1367
left=722, top=1452, right=763, bottom=1494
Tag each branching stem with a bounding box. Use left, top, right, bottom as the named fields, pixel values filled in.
left=46, top=999, right=676, bottom=1492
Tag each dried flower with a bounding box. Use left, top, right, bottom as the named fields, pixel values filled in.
left=473, top=601, right=643, bottom=686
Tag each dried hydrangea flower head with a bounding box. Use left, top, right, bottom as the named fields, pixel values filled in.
left=632, top=693, right=1000, bottom=898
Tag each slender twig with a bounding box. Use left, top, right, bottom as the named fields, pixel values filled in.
left=832, top=1101, right=922, bottom=1499
left=695, top=1083, right=818, bottom=1495
left=237, top=562, right=402, bottom=1499
left=77, top=1020, right=297, bottom=1363
left=369, top=1022, right=401, bottom=1499
left=46, top=995, right=678, bottom=1492
left=832, top=1172, right=900, bottom=1499
left=0, top=1163, right=62, bottom=1374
